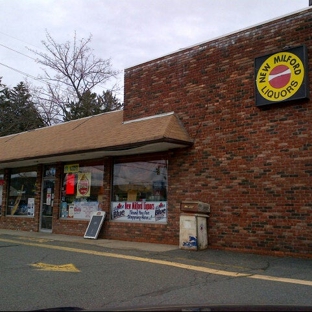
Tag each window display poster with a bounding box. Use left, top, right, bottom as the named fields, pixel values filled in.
left=61, top=201, right=99, bottom=219
left=46, top=188, right=52, bottom=205
left=64, top=164, right=79, bottom=173
left=77, top=173, right=91, bottom=197
left=68, top=204, right=74, bottom=218
left=27, top=198, right=34, bottom=216
left=111, top=201, right=167, bottom=223
left=61, top=202, right=68, bottom=218
left=66, top=173, right=75, bottom=195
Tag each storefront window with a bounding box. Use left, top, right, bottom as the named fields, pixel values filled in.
left=7, top=167, right=37, bottom=216
left=111, top=160, right=168, bottom=223
left=60, top=163, right=104, bottom=220
left=0, top=171, right=4, bottom=216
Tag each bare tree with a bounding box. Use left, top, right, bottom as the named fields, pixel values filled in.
left=29, top=83, right=64, bottom=125
left=29, top=31, right=121, bottom=124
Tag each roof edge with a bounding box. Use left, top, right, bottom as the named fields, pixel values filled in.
left=125, top=7, right=311, bottom=70
left=123, top=112, right=175, bottom=124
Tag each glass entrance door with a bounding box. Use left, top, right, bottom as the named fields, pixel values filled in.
left=40, top=179, right=55, bottom=231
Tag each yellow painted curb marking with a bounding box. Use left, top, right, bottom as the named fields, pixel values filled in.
left=31, top=262, right=80, bottom=272
left=1, top=237, right=312, bottom=286
left=18, top=236, right=52, bottom=243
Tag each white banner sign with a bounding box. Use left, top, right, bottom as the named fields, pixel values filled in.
left=61, top=201, right=99, bottom=219
left=111, top=201, right=167, bottom=223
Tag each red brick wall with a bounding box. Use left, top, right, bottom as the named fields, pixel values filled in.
left=123, top=8, right=312, bottom=256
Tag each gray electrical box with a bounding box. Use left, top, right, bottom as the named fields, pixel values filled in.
left=179, top=201, right=210, bottom=251
left=179, top=213, right=209, bottom=250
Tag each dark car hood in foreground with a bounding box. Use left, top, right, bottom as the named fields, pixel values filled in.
left=32, top=304, right=312, bottom=311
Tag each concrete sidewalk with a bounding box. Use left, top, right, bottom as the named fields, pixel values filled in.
left=0, top=229, right=178, bottom=252
left=0, top=228, right=276, bottom=275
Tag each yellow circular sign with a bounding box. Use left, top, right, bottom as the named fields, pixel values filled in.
left=256, top=52, right=304, bottom=102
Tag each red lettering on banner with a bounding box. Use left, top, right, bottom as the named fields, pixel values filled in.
left=132, top=202, right=143, bottom=209
left=144, top=203, right=154, bottom=210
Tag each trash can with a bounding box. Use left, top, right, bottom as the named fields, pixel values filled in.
left=179, top=201, right=210, bottom=251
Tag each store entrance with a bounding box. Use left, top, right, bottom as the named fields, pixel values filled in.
left=40, top=178, right=55, bottom=231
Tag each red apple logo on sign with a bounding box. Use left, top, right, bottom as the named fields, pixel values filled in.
left=269, top=65, right=291, bottom=89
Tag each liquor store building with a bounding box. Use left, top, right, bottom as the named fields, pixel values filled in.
left=0, top=7, right=311, bottom=257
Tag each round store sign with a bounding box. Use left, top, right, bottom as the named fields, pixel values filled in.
left=255, top=46, right=308, bottom=106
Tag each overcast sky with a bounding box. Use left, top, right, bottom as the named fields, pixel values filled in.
left=0, top=0, right=309, bottom=100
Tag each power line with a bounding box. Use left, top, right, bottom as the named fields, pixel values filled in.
left=0, top=40, right=42, bottom=85
left=0, top=42, right=37, bottom=61
left=0, top=33, right=49, bottom=87
left=0, top=30, right=42, bottom=50
left=0, top=61, right=71, bottom=106
left=0, top=62, right=69, bottom=96
left=0, top=62, right=40, bottom=82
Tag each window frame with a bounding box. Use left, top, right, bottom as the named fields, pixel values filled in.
left=6, top=167, right=37, bottom=217
left=60, top=161, right=105, bottom=220
left=111, top=158, right=168, bottom=223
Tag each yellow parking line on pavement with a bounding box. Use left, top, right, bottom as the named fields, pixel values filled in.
left=18, top=236, right=52, bottom=243
left=1, top=237, right=312, bottom=286
left=250, top=274, right=312, bottom=286
left=31, top=262, right=80, bottom=272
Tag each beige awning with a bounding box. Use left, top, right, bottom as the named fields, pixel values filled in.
left=0, top=111, right=193, bottom=168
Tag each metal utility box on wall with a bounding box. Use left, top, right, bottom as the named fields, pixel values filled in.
left=179, top=201, right=210, bottom=251
left=180, top=201, right=210, bottom=213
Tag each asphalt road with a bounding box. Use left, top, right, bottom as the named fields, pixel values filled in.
left=0, top=230, right=312, bottom=311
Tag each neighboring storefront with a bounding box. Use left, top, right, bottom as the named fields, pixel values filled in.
left=0, top=111, right=192, bottom=243
left=0, top=7, right=311, bottom=257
